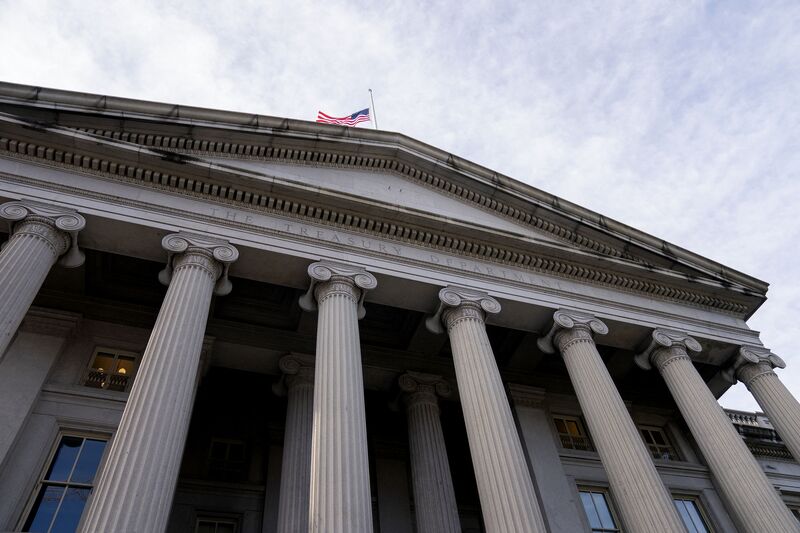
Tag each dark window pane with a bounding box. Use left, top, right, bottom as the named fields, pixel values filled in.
left=228, top=444, right=245, bottom=462
left=46, top=437, right=83, bottom=482
left=50, top=487, right=90, bottom=533
left=210, top=442, right=227, bottom=460
left=197, top=521, right=216, bottom=533
left=24, top=485, right=64, bottom=532
left=71, top=439, right=107, bottom=484
left=653, top=431, right=667, bottom=445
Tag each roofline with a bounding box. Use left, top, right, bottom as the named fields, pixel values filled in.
left=0, top=81, right=769, bottom=295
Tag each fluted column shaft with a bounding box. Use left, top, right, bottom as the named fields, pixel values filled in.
left=552, top=324, right=685, bottom=532
left=650, top=344, right=798, bottom=532
left=740, top=363, right=800, bottom=463
left=81, top=233, right=237, bottom=533
left=435, top=288, right=546, bottom=533
left=276, top=356, right=315, bottom=533
left=0, top=201, right=85, bottom=359
left=302, top=262, right=377, bottom=533
left=400, top=373, right=461, bottom=533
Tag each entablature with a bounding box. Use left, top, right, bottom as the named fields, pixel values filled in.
left=0, top=157, right=762, bottom=374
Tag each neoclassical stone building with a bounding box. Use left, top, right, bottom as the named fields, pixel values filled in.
left=0, top=81, right=798, bottom=533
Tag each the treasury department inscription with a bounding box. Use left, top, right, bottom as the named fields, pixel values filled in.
left=208, top=206, right=573, bottom=295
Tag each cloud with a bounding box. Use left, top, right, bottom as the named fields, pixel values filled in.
left=1, top=0, right=798, bottom=411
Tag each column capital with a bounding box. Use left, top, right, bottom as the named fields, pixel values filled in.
left=278, top=353, right=316, bottom=390
left=399, top=371, right=452, bottom=409
left=157, top=232, right=238, bottom=296
left=425, top=285, right=501, bottom=334
left=634, top=328, right=702, bottom=371
left=722, top=345, right=786, bottom=385
left=1, top=199, right=86, bottom=267
left=298, top=261, right=377, bottom=319
left=537, top=309, right=608, bottom=354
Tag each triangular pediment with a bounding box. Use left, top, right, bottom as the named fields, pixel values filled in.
left=206, top=157, right=564, bottom=245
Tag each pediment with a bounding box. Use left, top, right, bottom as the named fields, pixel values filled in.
left=206, top=157, right=564, bottom=245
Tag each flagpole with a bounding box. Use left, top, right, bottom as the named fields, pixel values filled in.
left=368, top=89, right=378, bottom=130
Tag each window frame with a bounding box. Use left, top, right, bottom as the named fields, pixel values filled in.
left=639, top=425, right=680, bottom=461
left=672, top=493, right=714, bottom=533
left=82, top=346, right=140, bottom=393
left=552, top=414, right=594, bottom=452
left=206, top=437, right=247, bottom=482
left=17, top=430, right=111, bottom=533
left=577, top=485, right=622, bottom=533
left=194, top=513, right=240, bottom=533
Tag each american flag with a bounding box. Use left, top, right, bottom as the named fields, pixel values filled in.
left=316, top=108, right=371, bottom=127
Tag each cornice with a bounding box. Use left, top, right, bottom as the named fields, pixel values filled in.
left=0, top=145, right=754, bottom=318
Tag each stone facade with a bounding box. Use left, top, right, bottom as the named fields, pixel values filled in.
left=0, top=82, right=799, bottom=533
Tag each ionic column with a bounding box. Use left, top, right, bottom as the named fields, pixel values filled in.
left=635, top=329, right=799, bottom=533
left=0, top=200, right=85, bottom=359
left=80, top=232, right=238, bottom=533
left=538, top=310, right=685, bottom=532
left=725, top=346, right=800, bottom=463
left=426, top=286, right=547, bottom=533
left=299, top=261, right=377, bottom=533
left=276, top=354, right=315, bottom=533
left=398, top=372, right=461, bottom=533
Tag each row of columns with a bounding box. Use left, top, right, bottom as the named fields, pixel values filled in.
left=2, top=198, right=800, bottom=532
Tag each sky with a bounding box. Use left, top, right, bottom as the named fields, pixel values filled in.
left=1, top=0, right=798, bottom=411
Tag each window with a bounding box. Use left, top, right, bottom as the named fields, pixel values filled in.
left=196, top=517, right=238, bottom=533
left=579, top=488, right=620, bottom=532
left=673, top=497, right=712, bottom=532
left=553, top=415, right=593, bottom=451
left=640, top=426, right=679, bottom=461
left=82, top=348, right=138, bottom=392
left=207, top=439, right=246, bottom=481
left=22, top=435, right=108, bottom=533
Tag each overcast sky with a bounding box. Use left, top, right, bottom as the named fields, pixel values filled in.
left=1, top=0, right=798, bottom=411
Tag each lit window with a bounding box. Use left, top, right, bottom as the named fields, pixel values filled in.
left=83, top=348, right=138, bottom=392
left=553, top=415, right=593, bottom=451
left=207, top=439, right=246, bottom=481
left=196, top=517, right=238, bottom=533
left=579, top=488, right=620, bottom=532
left=22, top=435, right=108, bottom=533
left=673, top=497, right=712, bottom=532
left=640, top=426, right=679, bottom=461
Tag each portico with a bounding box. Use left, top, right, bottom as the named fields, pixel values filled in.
left=0, top=83, right=799, bottom=533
